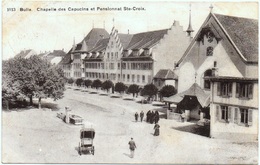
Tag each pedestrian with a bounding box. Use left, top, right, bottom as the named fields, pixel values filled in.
left=155, top=111, right=159, bottom=124
left=140, top=111, right=144, bottom=122
left=150, top=111, right=155, bottom=124
left=135, top=112, right=139, bottom=122
left=128, top=137, right=137, bottom=158
left=154, top=123, right=160, bottom=136
left=146, top=110, right=151, bottom=123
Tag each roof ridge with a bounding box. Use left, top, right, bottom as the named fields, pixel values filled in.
left=214, top=13, right=258, bottom=21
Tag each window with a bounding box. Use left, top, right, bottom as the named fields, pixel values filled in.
left=204, top=69, right=212, bottom=89
left=118, top=74, right=120, bottom=80
left=127, top=74, right=130, bottom=82
left=123, top=74, right=125, bottom=81
left=127, top=63, right=130, bottom=70
left=144, top=49, right=149, bottom=55
left=221, top=106, right=229, bottom=121
left=240, top=108, right=248, bottom=124
left=133, top=50, right=139, bottom=56
left=217, top=82, right=232, bottom=97
left=110, top=63, right=114, bottom=69
left=132, top=75, right=135, bottom=82
left=142, top=75, right=145, bottom=83
left=111, top=52, right=114, bottom=59
left=107, top=53, right=110, bottom=59
left=122, top=63, right=126, bottom=69
left=236, top=83, right=253, bottom=99
left=137, top=75, right=140, bottom=82
left=115, top=52, right=118, bottom=59
left=118, top=63, right=120, bottom=69
left=206, top=47, right=214, bottom=56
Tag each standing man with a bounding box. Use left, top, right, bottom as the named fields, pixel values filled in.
left=128, top=138, right=137, bottom=158
left=140, top=111, right=144, bottom=122
left=135, top=112, right=139, bottom=122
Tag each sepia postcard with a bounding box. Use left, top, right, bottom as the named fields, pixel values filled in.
left=2, top=0, right=258, bottom=164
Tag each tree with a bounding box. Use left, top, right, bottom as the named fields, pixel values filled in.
left=141, top=83, right=158, bottom=100
left=91, top=79, right=102, bottom=90
left=67, top=78, right=74, bottom=85
left=84, top=79, right=92, bottom=88
left=160, top=85, right=177, bottom=98
left=75, top=78, right=83, bottom=87
left=102, top=80, right=114, bottom=93
left=2, top=56, right=66, bottom=109
left=115, top=82, right=126, bottom=94
left=127, top=84, right=139, bottom=97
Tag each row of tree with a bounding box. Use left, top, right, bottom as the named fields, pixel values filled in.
left=67, top=78, right=177, bottom=100
left=2, top=56, right=66, bottom=110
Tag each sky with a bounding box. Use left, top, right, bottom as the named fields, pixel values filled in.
left=2, top=1, right=258, bottom=60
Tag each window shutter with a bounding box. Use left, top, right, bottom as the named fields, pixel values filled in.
left=228, top=83, right=233, bottom=97
left=248, top=109, right=253, bottom=126
left=233, top=108, right=238, bottom=124
left=248, top=84, right=253, bottom=99
left=237, top=108, right=241, bottom=124
left=228, top=107, right=232, bottom=122
left=236, top=83, right=240, bottom=98
left=216, top=105, right=220, bottom=121
left=217, top=82, right=221, bottom=96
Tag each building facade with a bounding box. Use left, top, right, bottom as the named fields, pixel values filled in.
left=209, top=77, right=258, bottom=141
left=174, top=12, right=258, bottom=140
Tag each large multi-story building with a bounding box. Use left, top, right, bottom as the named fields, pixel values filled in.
left=81, top=19, right=192, bottom=88
left=60, top=28, right=109, bottom=78
left=165, top=11, right=258, bottom=140
left=60, top=6, right=194, bottom=88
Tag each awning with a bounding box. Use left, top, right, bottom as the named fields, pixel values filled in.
left=163, top=83, right=210, bottom=107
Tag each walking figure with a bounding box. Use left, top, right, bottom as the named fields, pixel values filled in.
left=135, top=112, right=139, bottom=122
left=146, top=110, right=151, bottom=123
left=128, top=138, right=137, bottom=158
left=155, top=111, right=160, bottom=124
left=154, top=123, right=160, bottom=136
left=140, top=111, right=144, bottom=122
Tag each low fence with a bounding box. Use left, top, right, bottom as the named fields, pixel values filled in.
left=167, top=110, right=181, bottom=121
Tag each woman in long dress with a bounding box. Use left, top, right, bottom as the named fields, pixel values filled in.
left=154, top=123, right=160, bottom=136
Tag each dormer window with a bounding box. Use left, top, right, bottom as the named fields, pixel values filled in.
left=133, top=50, right=139, bottom=56
left=207, top=47, right=213, bottom=56
left=144, top=49, right=149, bottom=56
left=123, top=51, right=128, bottom=57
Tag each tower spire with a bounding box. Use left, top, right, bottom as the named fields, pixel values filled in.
left=186, top=3, right=194, bottom=37
left=209, top=4, right=214, bottom=13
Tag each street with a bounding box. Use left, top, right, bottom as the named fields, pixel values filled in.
left=2, top=87, right=258, bottom=164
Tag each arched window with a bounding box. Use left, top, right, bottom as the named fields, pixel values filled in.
left=204, top=69, right=212, bottom=89
left=206, top=46, right=214, bottom=56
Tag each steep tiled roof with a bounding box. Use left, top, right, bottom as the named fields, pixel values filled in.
left=81, top=28, right=109, bottom=50
left=154, top=69, right=177, bottom=80
left=59, top=48, right=72, bottom=64
left=214, top=14, right=258, bottom=62
left=87, top=38, right=109, bottom=53
left=60, top=28, right=109, bottom=64
left=163, top=83, right=210, bottom=107
left=125, top=29, right=168, bottom=50
left=118, top=33, right=133, bottom=49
